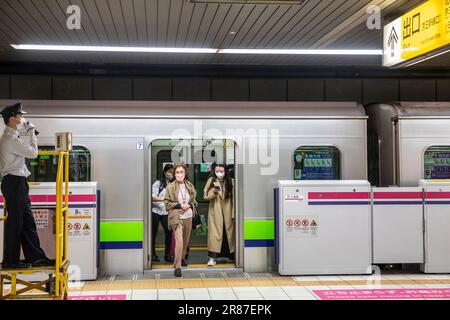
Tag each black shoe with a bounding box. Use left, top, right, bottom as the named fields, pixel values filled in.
left=32, top=258, right=55, bottom=267
left=2, top=261, right=31, bottom=269
left=152, top=254, right=160, bottom=262
left=164, top=254, right=174, bottom=263
left=181, top=259, right=188, bottom=267
left=174, top=268, right=182, bottom=277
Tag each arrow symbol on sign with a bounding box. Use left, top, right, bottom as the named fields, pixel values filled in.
left=387, top=27, right=399, bottom=58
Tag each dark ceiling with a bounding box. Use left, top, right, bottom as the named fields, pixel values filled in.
left=1, top=0, right=446, bottom=69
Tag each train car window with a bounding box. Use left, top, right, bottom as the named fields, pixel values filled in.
left=27, top=146, right=91, bottom=182
left=293, top=146, right=341, bottom=180
left=424, top=146, right=450, bottom=179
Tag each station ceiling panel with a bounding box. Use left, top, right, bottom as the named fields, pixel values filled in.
left=0, top=0, right=441, bottom=67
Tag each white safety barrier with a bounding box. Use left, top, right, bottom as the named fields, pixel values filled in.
left=276, top=180, right=372, bottom=275
left=276, top=180, right=450, bottom=275
left=420, top=180, right=450, bottom=273
left=0, top=182, right=98, bottom=281
left=372, top=187, right=424, bottom=264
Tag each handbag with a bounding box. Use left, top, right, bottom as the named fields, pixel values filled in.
left=192, top=214, right=208, bottom=236
left=192, top=213, right=202, bottom=229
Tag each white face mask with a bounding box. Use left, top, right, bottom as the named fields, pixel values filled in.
left=175, top=173, right=185, bottom=181
left=16, top=118, right=26, bottom=130
left=216, top=172, right=225, bottom=179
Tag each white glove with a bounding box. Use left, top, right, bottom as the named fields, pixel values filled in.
left=25, top=121, right=35, bottom=129
left=19, top=121, right=36, bottom=136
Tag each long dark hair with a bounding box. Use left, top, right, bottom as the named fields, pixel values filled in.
left=159, top=163, right=174, bottom=188
left=212, top=164, right=233, bottom=199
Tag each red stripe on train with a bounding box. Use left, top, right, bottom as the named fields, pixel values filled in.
left=308, top=192, right=370, bottom=200
left=0, top=195, right=96, bottom=202
left=425, top=192, right=450, bottom=199
left=374, top=192, right=422, bottom=199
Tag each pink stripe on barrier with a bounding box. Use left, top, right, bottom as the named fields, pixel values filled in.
left=313, top=288, right=450, bottom=300
left=308, top=192, right=370, bottom=200
left=425, top=192, right=450, bottom=199
left=374, top=192, right=422, bottom=199
left=29, top=194, right=96, bottom=202
left=68, top=294, right=127, bottom=300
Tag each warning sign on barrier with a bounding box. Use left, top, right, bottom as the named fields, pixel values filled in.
left=285, top=216, right=319, bottom=237
left=33, top=209, right=49, bottom=230
left=68, top=215, right=91, bottom=239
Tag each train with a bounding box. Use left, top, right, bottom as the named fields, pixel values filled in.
left=0, top=99, right=449, bottom=277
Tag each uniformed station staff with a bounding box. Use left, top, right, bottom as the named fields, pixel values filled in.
left=0, top=103, right=54, bottom=269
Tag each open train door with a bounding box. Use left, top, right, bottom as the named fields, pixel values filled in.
left=145, top=138, right=238, bottom=270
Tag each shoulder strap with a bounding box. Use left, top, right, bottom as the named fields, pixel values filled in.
left=158, top=180, right=165, bottom=194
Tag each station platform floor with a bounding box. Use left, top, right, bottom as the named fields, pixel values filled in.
left=3, top=269, right=450, bottom=300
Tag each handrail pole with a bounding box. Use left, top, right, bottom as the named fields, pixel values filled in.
left=64, top=152, right=69, bottom=263
left=54, top=152, right=63, bottom=296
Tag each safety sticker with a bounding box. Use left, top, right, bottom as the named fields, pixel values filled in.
left=82, top=222, right=91, bottom=236
left=68, top=219, right=91, bottom=239
left=285, top=216, right=319, bottom=237
left=33, top=209, right=49, bottom=230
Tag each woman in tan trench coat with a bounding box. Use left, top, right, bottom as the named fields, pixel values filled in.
left=204, top=164, right=235, bottom=266
left=164, top=164, right=198, bottom=277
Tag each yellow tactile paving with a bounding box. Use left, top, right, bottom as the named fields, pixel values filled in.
left=441, top=280, right=450, bottom=284
left=415, top=279, right=445, bottom=285
left=390, top=280, right=419, bottom=285
left=247, top=277, right=276, bottom=287
left=269, top=278, right=299, bottom=286
left=201, top=279, right=229, bottom=288
left=344, top=280, right=368, bottom=285
left=225, top=278, right=252, bottom=287
left=132, top=280, right=157, bottom=290
left=81, top=280, right=110, bottom=291
left=5, top=274, right=449, bottom=296
left=296, top=281, right=324, bottom=286
left=157, top=279, right=182, bottom=289
left=319, top=280, right=351, bottom=286
left=108, top=280, right=134, bottom=290
left=380, top=280, right=397, bottom=285
left=177, top=279, right=210, bottom=288
left=74, top=278, right=450, bottom=290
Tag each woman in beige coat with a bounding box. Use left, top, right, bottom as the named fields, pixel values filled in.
left=204, top=164, right=235, bottom=266
left=164, top=164, right=198, bottom=277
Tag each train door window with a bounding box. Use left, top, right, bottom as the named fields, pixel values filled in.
left=27, top=146, right=91, bottom=182
left=293, top=146, right=341, bottom=180
left=424, top=146, right=450, bottom=179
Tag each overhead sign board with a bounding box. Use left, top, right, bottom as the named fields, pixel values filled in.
left=383, top=0, right=450, bottom=67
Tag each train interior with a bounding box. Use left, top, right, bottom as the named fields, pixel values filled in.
left=149, top=139, right=236, bottom=269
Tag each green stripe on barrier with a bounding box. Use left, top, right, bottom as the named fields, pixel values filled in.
left=100, top=219, right=273, bottom=242
left=100, top=221, right=143, bottom=242
left=244, top=219, right=274, bottom=240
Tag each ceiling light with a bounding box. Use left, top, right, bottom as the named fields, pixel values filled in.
left=10, top=44, right=217, bottom=54
left=219, top=49, right=383, bottom=55
left=11, top=44, right=382, bottom=56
